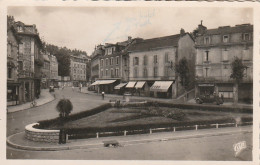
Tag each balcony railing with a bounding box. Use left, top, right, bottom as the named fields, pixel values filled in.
left=196, top=76, right=252, bottom=83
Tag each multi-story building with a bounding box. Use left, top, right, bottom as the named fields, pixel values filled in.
left=128, top=30, right=195, bottom=98
left=7, top=16, right=21, bottom=106
left=49, top=54, right=59, bottom=86
left=195, top=23, right=253, bottom=103
left=95, top=37, right=141, bottom=94
left=14, top=19, right=43, bottom=102
left=41, top=54, right=50, bottom=88
left=90, top=44, right=105, bottom=83
left=70, top=54, right=87, bottom=86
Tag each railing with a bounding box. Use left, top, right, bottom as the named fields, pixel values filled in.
left=67, top=121, right=252, bottom=140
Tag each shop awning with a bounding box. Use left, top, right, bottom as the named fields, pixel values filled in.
left=150, top=81, right=173, bottom=92
left=91, top=80, right=116, bottom=86
left=125, top=81, right=136, bottom=88
left=135, top=81, right=146, bottom=89
left=114, top=83, right=127, bottom=90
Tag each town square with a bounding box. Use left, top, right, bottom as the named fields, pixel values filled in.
left=5, top=5, right=254, bottom=161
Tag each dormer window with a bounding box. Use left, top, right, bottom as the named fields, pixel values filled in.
left=204, top=36, right=210, bottom=44
left=223, top=35, right=229, bottom=43
left=17, top=26, right=23, bottom=32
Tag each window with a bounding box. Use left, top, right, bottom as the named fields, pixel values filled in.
left=223, top=35, right=229, bottom=43
left=143, top=67, right=148, bottom=78
left=8, top=68, right=12, bottom=78
left=243, top=49, right=250, bottom=60
left=243, top=33, right=250, bottom=41
left=134, top=57, right=139, bottom=65
left=111, top=69, right=114, bottom=77
left=116, top=56, right=119, bottom=65
left=134, top=68, right=138, bottom=78
left=101, top=59, right=104, bottom=67
left=110, top=58, right=114, bottom=65
left=17, top=26, right=23, bottom=32
left=165, top=52, right=169, bottom=63
left=18, top=61, right=23, bottom=71
left=222, top=49, right=228, bottom=61
left=105, top=69, right=108, bottom=76
left=204, top=36, right=210, bottom=44
left=106, top=58, right=109, bottom=66
left=143, top=55, right=148, bottom=65
left=153, top=67, right=158, bottom=78
left=74, top=69, right=76, bottom=73
left=164, top=66, right=169, bottom=77
left=7, top=44, right=11, bottom=57
left=101, top=69, right=103, bottom=77
left=115, top=68, right=119, bottom=77
left=154, top=55, right=158, bottom=64
left=204, top=67, right=209, bottom=77
left=204, top=50, right=209, bottom=62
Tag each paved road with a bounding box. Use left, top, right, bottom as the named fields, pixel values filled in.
left=7, top=131, right=252, bottom=160
left=7, top=87, right=106, bottom=136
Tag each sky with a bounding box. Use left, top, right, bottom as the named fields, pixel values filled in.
left=8, top=6, right=253, bottom=56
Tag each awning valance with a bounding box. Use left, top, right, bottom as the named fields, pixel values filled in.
left=114, top=83, right=127, bottom=90
left=125, top=81, right=136, bottom=88
left=135, top=81, right=146, bottom=89
left=91, top=80, right=116, bottom=86
left=150, top=81, right=173, bottom=92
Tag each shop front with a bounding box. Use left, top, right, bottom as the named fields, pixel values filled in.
left=134, top=81, right=148, bottom=96
left=7, top=82, right=20, bottom=106
left=114, top=83, right=127, bottom=95
left=91, top=80, right=117, bottom=94
left=150, top=81, right=173, bottom=98
left=197, top=83, right=215, bottom=96
left=217, top=83, right=234, bottom=102
left=125, top=81, right=137, bottom=94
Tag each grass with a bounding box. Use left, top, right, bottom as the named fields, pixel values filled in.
left=47, top=106, right=252, bottom=130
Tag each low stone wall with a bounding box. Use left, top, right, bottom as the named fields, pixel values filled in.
left=25, top=123, right=60, bottom=143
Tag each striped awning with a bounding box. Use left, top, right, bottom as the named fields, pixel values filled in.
left=150, top=81, right=173, bottom=92
left=114, top=83, right=127, bottom=90
left=135, top=81, right=146, bottom=89
left=125, top=81, right=136, bottom=88
left=91, top=80, right=116, bottom=86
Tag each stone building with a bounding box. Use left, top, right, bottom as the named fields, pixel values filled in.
left=49, top=54, right=59, bottom=86
left=195, top=23, right=253, bottom=103
left=70, top=54, right=87, bottom=86
left=90, top=44, right=105, bottom=83
left=14, top=19, right=43, bottom=102
left=128, top=30, right=195, bottom=98
left=41, top=54, right=50, bottom=88
left=7, top=16, right=21, bottom=106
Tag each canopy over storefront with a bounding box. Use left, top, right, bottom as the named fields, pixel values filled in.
left=150, top=81, right=173, bottom=92
left=135, top=81, right=146, bottom=89
left=91, top=80, right=116, bottom=86
left=114, top=83, right=127, bottom=90
left=125, top=81, right=136, bottom=88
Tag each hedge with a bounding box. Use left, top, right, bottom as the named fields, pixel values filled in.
left=35, top=103, right=112, bottom=129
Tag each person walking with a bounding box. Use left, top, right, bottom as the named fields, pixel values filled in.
left=102, top=91, right=105, bottom=100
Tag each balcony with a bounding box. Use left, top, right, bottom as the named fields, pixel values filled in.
left=196, top=76, right=252, bottom=83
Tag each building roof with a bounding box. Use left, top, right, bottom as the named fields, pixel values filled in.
left=128, top=34, right=181, bottom=52
left=204, top=24, right=253, bottom=35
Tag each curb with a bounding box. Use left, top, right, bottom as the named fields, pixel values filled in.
left=7, top=128, right=252, bottom=151
left=7, top=93, right=56, bottom=113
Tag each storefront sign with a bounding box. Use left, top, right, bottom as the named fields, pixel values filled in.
left=198, top=84, right=214, bottom=87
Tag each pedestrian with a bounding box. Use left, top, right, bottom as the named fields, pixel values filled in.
left=102, top=91, right=105, bottom=100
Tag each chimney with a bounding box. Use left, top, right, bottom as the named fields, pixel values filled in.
left=180, top=28, right=185, bottom=36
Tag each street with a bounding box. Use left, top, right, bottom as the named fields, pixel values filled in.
left=7, top=88, right=252, bottom=160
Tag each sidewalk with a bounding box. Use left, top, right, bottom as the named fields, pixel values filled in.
left=80, top=87, right=252, bottom=108
left=7, top=125, right=252, bottom=151
left=7, top=89, right=55, bottom=113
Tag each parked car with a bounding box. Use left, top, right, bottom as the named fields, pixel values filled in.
left=49, top=86, right=55, bottom=92
left=195, top=93, right=224, bottom=105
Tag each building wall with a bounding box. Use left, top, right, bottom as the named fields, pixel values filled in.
left=49, top=55, right=59, bottom=80
left=99, top=54, right=121, bottom=79
left=129, top=47, right=176, bottom=81
left=70, top=57, right=87, bottom=81
left=91, top=56, right=100, bottom=81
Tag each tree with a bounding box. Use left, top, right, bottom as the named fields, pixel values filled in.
left=230, top=57, right=246, bottom=104
left=56, top=99, right=73, bottom=118
left=175, top=57, right=190, bottom=90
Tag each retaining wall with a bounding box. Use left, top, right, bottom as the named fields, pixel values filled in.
left=25, top=123, right=60, bottom=143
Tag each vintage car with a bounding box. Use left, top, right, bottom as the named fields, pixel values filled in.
left=195, top=94, right=224, bottom=105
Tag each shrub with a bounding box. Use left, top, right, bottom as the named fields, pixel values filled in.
left=56, top=99, right=73, bottom=118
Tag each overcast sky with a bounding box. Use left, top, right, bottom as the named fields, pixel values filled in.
left=8, top=7, right=253, bottom=55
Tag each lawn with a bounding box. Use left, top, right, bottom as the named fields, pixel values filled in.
left=48, top=106, right=252, bottom=129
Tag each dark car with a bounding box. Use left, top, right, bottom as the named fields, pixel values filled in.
left=49, top=86, right=55, bottom=92
left=195, top=93, right=224, bottom=105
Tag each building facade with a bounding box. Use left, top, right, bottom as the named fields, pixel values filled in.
left=195, top=23, right=253, bottom=103
left=70, top=55, right=87, bottom=86
left=41, top=54, right=50, bottom=88
left=128, top=31, right=195, bottom=98
left=14, top=19, right=43, bottom=102
left=90, top=44, right=105, bottom=83
left=49, top=54, right=59, bottom=86
left=7, top=16, right=21, bottom=106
